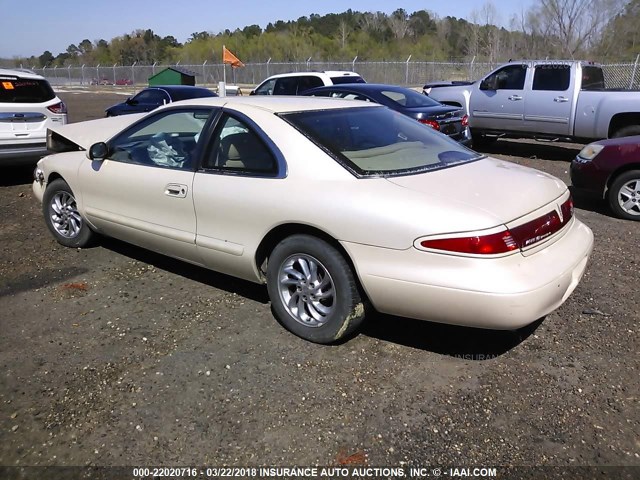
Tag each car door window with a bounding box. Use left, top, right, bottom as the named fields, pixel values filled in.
left=203, top=114, right=277, bottom=175
left=297, top=76, right=324, bottom=93
left=274, top=77, right=299, bottom=95
left=133, top=89, right=168, bottom=105
left=486, top=65, right=527, bottom=90
left=533, top=65, right=570, bottom=91
left=108, top=108, right=212, bottom=170
left=254, top=79, right=276, bottom=95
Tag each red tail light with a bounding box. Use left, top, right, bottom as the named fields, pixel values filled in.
left=420, top=196, right=574, bottom=255
left=419, top=118, right=440, bottom=130
left=421, top=230, right=518, bottom=255
left=510, top=197, right=573, bottom=248
left=47, top=101, right=67, bottom=114
left=461, top=114, right=469, bottom=127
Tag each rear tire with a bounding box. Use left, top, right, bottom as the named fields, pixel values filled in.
left=612, top=125, right=640, bottom=138
left=608, top=170, right=640, bottom=221
left=43, top=179, right=95, bottom=247
left=266, top=235, right=365, bottom=344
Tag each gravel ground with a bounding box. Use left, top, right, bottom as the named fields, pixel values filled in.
left=0, top=90, right=638, bottom=477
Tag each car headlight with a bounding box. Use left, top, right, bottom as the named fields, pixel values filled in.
left=576, top=144, right=604, bottom=163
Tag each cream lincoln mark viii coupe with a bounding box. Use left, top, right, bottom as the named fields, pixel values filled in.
left=33, top=97, right=594, bottom=343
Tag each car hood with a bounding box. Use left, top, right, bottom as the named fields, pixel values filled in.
left=386, top=157, right=567, bottom=225
left=48, top=114, right=145, bottom=150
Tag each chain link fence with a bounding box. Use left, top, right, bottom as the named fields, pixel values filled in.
left=28, top=60, right=640, bottom=90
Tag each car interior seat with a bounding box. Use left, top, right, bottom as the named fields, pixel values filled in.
left=218, top=132, right=274, bottom=172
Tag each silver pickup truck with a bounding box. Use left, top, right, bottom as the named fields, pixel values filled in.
left=424, top=60, right=640, bottom=146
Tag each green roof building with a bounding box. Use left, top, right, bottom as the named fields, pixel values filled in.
left=148, top=67, right=196, bottom=86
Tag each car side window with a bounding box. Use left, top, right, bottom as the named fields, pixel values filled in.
left=297, top=76, right=324, bottom=93
left=254, top=79, right=276, bottom=95
left=533, top=65, right=570, bottom=91
left=108, top=108, right=212, bottom=170
left=274, top=77, right=299, bottom=95
left=486, top=65, right=527, bottom=90
left=134, top=89, right=168, bottom=104
left=203, top=114, right=277, bottom=175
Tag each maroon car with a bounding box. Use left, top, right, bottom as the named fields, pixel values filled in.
left=571, top=135, right=640, bottom=221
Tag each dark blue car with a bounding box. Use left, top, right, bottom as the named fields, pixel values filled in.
left=303, top=83, right=471, bottom=145
left=105, top=86, right=217, bottom=116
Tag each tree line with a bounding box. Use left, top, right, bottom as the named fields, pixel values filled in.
left=4, top=0, right=639, bottom=68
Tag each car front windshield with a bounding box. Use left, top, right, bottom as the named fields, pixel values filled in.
left=282, top=107, right=482, bottom=177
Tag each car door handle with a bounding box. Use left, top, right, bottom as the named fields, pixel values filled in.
left=165, top=183, right=188, bottom=198
left=554, top=96, right=569, bottom=103
left=508, top=95, right=523, bottom=101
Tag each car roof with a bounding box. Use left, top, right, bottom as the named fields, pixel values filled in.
left=262, top=71, right=361, bottom=80
left=0, top=68, right=45, bottom=80
left=306, top=83, right=416, bottom=93
left=143, top=85, right=212, bottom=92
left=162, top=95, right=381, bottom=114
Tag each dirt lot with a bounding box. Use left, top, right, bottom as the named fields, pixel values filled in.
left=0, top=91, right=638, bottom=476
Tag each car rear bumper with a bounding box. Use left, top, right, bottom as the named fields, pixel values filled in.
left=0, top=143, right=48, bottom=165
left=342, top=218, right=594, bottom=330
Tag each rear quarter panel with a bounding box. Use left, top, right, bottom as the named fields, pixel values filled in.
left=574, top=91, right=640, bottom=139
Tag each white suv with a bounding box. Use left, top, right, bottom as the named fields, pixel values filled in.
left=251, top=71, right=365, bottom=96
left=0, top=68, right=67, bottom=165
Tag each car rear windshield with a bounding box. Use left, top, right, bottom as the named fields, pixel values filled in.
left=0, top=77, right=55, bottom=103
left=379, top=88, right=443, bottom=107
left=330, top=76, right=365, bottom=85
left=282, top=107, right=482, bottom=177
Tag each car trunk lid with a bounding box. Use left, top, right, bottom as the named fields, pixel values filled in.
left=386, top=157, right=567, bottom=226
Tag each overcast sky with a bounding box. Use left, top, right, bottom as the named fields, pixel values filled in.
left=0, top=0, right=534, bottom=58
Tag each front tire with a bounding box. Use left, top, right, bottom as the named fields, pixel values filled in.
left=266, top=235, right=365, bottom=344
left=608, top=170, right=640, bottom=221
left=43, top=179, right=95, bottom=247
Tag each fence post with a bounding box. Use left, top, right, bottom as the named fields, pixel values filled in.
left=67, top=65, right=71, bottom=85
left=267, top=57, right=271, bottom=78
left=469, top=56, right=476, bottom=81
left=96, top=64, right=100, bottom=83
left=202, top=60, right=207, bottom=85
left=405, top=55, right=412, bottom=85
left=152, top=61, right=157, bottom=76
left=113, top=63, right=117, bottom=84
left=81, top=64, right=85, bottom=85
left=630, top=54, right=640, bottom=89
left=131, top=61, right=137, bottom=86
left=352, top=56, right=358, bottom=72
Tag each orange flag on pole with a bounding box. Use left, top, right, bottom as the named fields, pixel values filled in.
left=223, top=45, right=244, bottom=68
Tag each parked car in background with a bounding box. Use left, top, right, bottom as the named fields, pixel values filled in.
left=250, top=71, right=365, bottom=96
left=90, top=78, right=113, bottom=86
left=115, top=78, right=133, bottom=86
left=105, top=86, right=216, bottom=116
left=34, top=96, right=592, bottom=343
left=0, top=68, right=67, bottom=165
left=303, top=83, right=471, bottom=145
left=425, top=60, right=640, bottom=146
left=571, top=135, right=640, bottom=221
